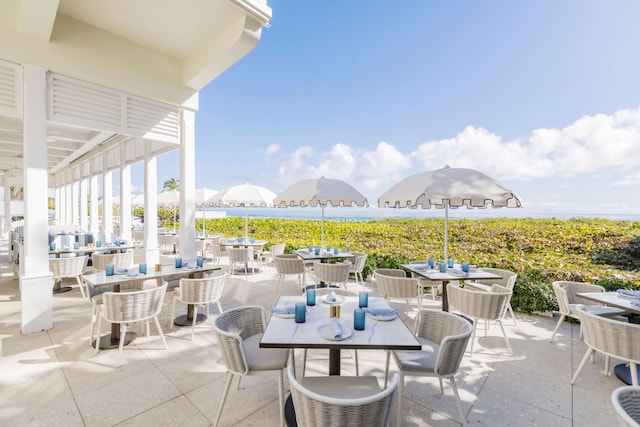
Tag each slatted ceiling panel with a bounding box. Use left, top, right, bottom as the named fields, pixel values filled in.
left=72, top=166, right=81, bottom=181
left=127, top=97, right=179, bottom=143
left=104, top=145, right=120, bottom=170
left=81, top=161, right=91, bottom=179
left=0, top=61, right=21, bottom=118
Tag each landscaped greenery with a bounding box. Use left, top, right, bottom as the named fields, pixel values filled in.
left=171, top=215, right=639, bottom=314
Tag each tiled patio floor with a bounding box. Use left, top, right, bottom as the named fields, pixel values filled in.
left=0, top=238, right=624, bottom=426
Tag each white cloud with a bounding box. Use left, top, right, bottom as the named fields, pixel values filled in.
left=265, top=143, right=280, bottom=157
left=274, top=108, right=640, bottom=204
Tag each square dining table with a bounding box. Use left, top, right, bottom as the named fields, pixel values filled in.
left=401, top=263, right=503, bottom=311
left=260, top=295, right=420, bottom=376
left=83, top=261, right=221, bottom=349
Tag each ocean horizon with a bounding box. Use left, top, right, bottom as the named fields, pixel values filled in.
left=203, top=207, right=640, bottom=222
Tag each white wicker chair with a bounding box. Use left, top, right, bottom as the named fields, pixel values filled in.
left=92, top=252, right=134, bottom=272
left=287, top=361, right=399, bottom=427
left=549, top=281, right=628, bottom=342
left=447, top=283, right=513, bottom=356
left=213, top=306, right=288, bottom=427
left=94, top=283, right=168, bottom=367
left=373, top=268, right=406, bottom=278
left=612, top=386, right=640, bottom=427
left=347, top=252, right=368, bottom=290
left=49, top=256, right=88, bottom=298
left=313, top=261, right=352, bottom=290
left=409, top=260, right=440, bottom=307
left=464, top=267, right=518, bottom=324
left=386, top=309, right=473, bottom=426
left=227, top=247, right=254, bottom=278
left=374, top=269, right=421, bottom=314
left=169, top=272, right=227, bottom=339
left=274, top=254, right=307, bottom=292
left=571, top=307, right=640, bottom=386
left=258, top=243, right=286, bottom=266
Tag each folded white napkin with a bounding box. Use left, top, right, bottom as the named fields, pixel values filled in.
left=271, top=306, right=295, bottom=314
left=617, top=289, right=640, bottom=297
left=126, top=271, right=138, bottom=277
left=365, top=308, right=398, bottom=316
left=331, top=317, right=342, bottom=339
left=326, top=291, right=337, bottom=302
left=449, top=268, right=468, bottom=276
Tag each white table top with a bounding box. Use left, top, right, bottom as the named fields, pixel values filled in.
left=49, top=244, right=135, bottom=256
left=260, top=296, right=420, bottom=351
left=83, top=261, right=221, bottom=288
left=401, top=263, right=502, bottom=282
left=295, top=249, right=355, bottom=261
left=577, top=291, right=640, bottom=315
left=218, top=239, right=267, bottom=248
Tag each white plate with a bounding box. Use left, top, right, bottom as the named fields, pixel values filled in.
left=272, top=312, right=296, bottom=319
left=317, top=323, right=352, bottom=341
left=366, top=312, right=397, bottom=321
left=617, top=292, right=640, bottom=300
left=321, top=295, right=345, bottom=304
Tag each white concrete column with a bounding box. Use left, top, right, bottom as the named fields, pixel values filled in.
left=144, top=141, right=159, bottom=265
left=20, top=63, right=53, bottom=334
left=89, top=174, right=99, bottom=233
left=102, top=169, right=113, bottom=234
left=65, top=181, right=72, bottom=230
left=71, top=181, right=80, bottom=230
left=119, top=146, right=132, bottom=243
left=179, top=108, right=196, bottom=260
left=3, top=179, right=10, bottom=238
left=80, top=178, right=88, bottom=232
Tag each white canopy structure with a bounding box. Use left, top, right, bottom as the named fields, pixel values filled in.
left=0, top=0, right=272, bottom=334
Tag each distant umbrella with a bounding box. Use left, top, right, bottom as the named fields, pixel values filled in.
left=207, top=183, right=277, bottom=241
left=378, top=166, right=522, bottom=260
left=274, top=177, right=368, bottom=249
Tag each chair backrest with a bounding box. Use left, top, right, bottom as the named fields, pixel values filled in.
left=195, top=239, right=205, bottom=253
left=213, top=306, right=265, bottom=376
left=553, top=280, right=604, bottom=306
left=269, top=243, right=286, bottom=257
left=414, top=309, right=473, bottom=377
left=274, top=256, right=305, bottom=275
left=447, top=283, right=512, bottom=322
left=102, top=283, right=167, bottom=324
left=227, top=247, right=253, bottom=264
left=92, top=252, right=134, bottom=271
left=577, top=307, right=640, bottom=365
left=313, top=262, right=351, bottom=284
left=49, top=256, right=87, bottom=278
left=287, top=362, right=399, bottom=427
left=471, top=268, right=517, bottom=290
left=349, top=252, right=368, bottom=273
left=373, top=268, right=406, bottom=278
left=612, top=386, right=640, bottom=427
left=178, top=273, right=227, bottom=305
left=375, top=271, right=420, bottom=300
left=552, top=282, right=571, bottom=316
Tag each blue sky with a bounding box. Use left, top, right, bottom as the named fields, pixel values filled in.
left=145, top=0, right=640, bottom=216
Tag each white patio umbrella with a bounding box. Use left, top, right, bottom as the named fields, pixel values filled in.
left=378, top=165, right=522, bottom=260
left=274, top=176, right=369, bottom=250
left=207, top=183, right=277, bottom=242
left=195, top=187, right=217, bottom=235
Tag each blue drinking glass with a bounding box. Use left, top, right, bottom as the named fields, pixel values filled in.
left=314, top=247, right=320, bottom=255
left=439, top=262, right=446, bottom=273
left=139, top=263, right=147, bottom=274
left=354, top=309, right=365, bottom=331
left=428, top=259, right=435, bottom=268
left=197, top=257, right=204, bottom=267
left=295, top=303, right=306, bottom=323
left=358, top=291, right=368, bottom=308
left=306, top=288, right=316, bottom=306
left=462, top=262, right=469, bottom=272
left=73, top=242, right=79, bottom=249
left=49, top=242, right=56, bottom=251
left=175, top=258, right=183, bottom=268
left=105, top=264, right=115, bottom=276
left=448, top=258, right=454, bottom=268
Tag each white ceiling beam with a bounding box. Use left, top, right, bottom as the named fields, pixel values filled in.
left=20, top=0, right=60, bottom=42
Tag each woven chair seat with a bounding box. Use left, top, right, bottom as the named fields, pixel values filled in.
left=612, top=386, right=640, bottom=427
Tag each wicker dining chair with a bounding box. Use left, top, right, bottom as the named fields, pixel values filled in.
left=571, top=307, right=640, bottom=386
left=169, top=272, right=227, bottom=339
left=464, top=267, right=518, bottom=324
left=258, top=243, right=286, bottom=266
left=447, top=283, right=513, bottom=356
left=313, top=261, right=352, bottom=290
left=549, top=281, right=628, bottom=342
left=274, top=254, right=307, bottom=292
left=373, top=268, right=406, bottom=278
left=287, top=361, right=399, bottom=427
left=612, top=386, right=640, bottom=427
left=408, top=260, right=440, bottom=307
left=385, top=309, right=473, bottom=426
left=374, top=269, right=421, bottom=314
left=94, top=283, right=168, bottom=367
left=347, top=252, right=368, bottom=291
left=49, top=255, right=88, bottom=298
left=227, top=247, right=254, bottom=278
left=213, top=305, right=288, bottom=427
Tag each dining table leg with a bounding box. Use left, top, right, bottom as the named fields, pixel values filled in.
left=441, top=280, right=450, bottom=311
left=328, top=349, right=341, bottom=375
left=173, top=303, right=207, bottom=326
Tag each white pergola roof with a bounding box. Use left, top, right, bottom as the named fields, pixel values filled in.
left=0, top=0, right=272, bottom=185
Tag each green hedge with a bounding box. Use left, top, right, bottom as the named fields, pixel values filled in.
left=149, top=213, right=640, bottom=313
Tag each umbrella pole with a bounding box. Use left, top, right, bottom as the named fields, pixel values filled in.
left=444, top=204, right=449, bottom=261
left=173, top=206, right=176, bottom=233
left=201, top=207, right=205, bottom=235
left=245, top=206, right=249, bottom=242
left=321, top=205, right=325, bottom=250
